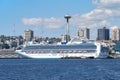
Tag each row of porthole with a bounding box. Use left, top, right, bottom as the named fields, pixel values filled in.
left=24, top=50, right=96, bottom=54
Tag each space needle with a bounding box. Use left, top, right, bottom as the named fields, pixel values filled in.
left=64, top=14, right=71, bottom=42
left=64, top=14, right=71, bottom=36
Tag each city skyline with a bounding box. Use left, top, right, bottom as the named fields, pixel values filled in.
left=1, top=0, right=120, bottom=39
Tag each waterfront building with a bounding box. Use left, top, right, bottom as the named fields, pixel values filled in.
left=77, top=27, right=90, bottom=39
left=112, top=27, right=120, bottom=41
left=97, top=27, right=110, bottom=40
left=24, top=29, right=34, bottom=41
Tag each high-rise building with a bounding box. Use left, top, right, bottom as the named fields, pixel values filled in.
left=97, top=27, right=110, bottom=40
left=24, top=29, right=34, bottom=41
left=112, top=27, right=120, bottom=41
left=77, top=27, right=90, bottom=39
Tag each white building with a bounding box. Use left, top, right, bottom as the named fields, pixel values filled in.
left=112, top=27, right=120, bottom=41
left=77, top=27, right=90, bottom=39
left=24, top=29, right=34, bottom=41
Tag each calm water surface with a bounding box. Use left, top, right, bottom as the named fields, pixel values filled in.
left=0, top=59, right=120, bottom=80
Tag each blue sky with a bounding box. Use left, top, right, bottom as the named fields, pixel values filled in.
left=1, top=0, right=120, bottom=39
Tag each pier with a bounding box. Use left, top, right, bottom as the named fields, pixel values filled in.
left=0, top=49, right=21, bottom=59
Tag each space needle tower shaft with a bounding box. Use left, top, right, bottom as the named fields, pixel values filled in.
left=64, top=14, right=71, bottom=35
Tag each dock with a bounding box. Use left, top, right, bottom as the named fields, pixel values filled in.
left=0, top=49, right=21, bottom=59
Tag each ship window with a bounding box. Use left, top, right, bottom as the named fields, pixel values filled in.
left=23, top=43, right=97, bottom=52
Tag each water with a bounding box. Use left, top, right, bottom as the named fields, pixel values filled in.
left=0, top=59, right=120, bottom=80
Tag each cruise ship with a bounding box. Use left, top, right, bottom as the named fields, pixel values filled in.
left=16, top=37, right=109, bottom=59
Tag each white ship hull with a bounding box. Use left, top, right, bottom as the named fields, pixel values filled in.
left=16, top=50, right=108, bottom=59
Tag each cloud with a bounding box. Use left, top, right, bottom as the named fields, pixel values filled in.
left=93, top=0, right=120, bottom=17
left=81, top=0, right=120, bottom=28
left=22, top=0, right=120, bottom=39
left=43, top=17, right=64, bottom=29
left=93, top=0, right=120, bottom=8
left=22, top=14, right=107, bottom=30
left=22, top=18, right=43, bottom=26
left=22, top=17, right=65, bottom=29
